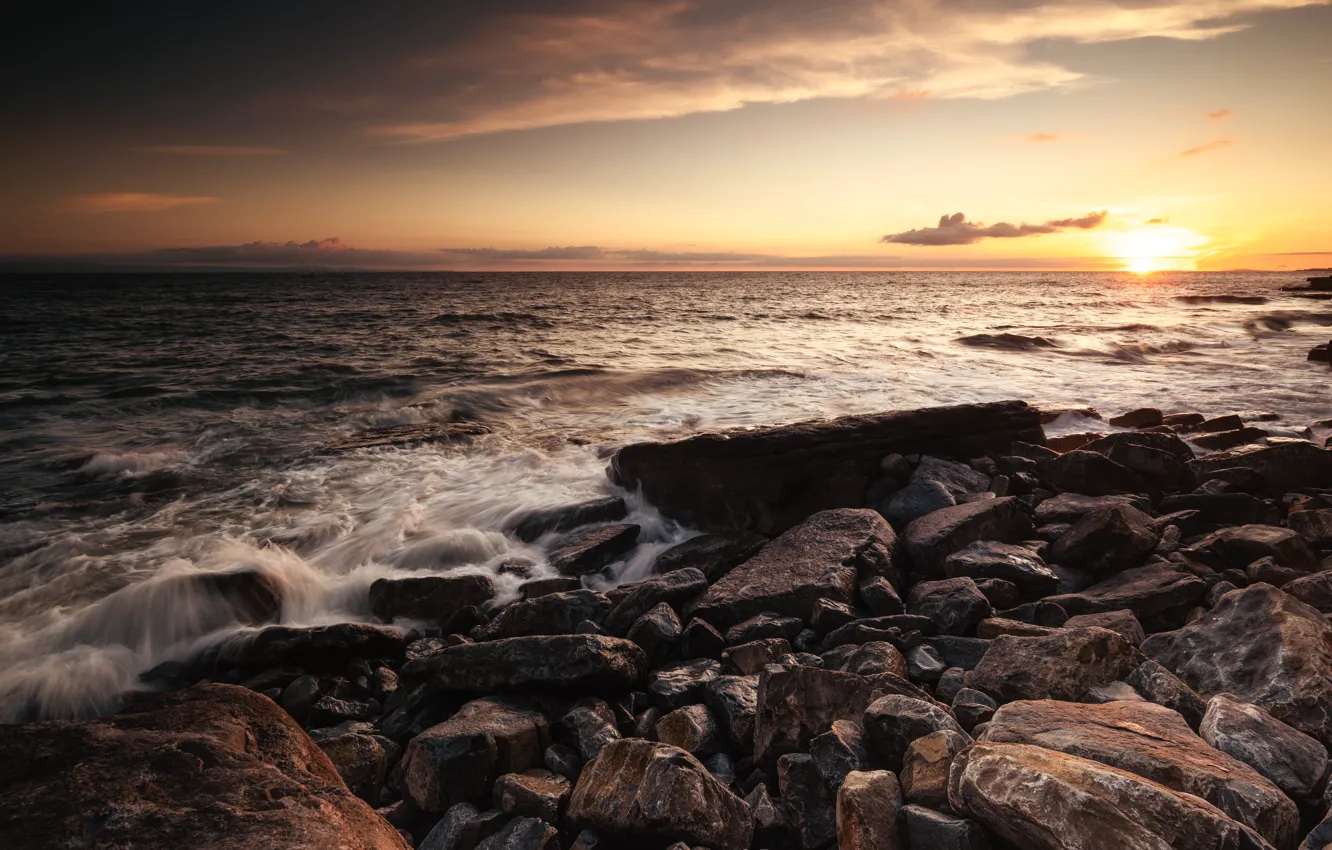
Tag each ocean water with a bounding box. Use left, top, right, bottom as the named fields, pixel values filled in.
left=1, top=270, right=1330, bottom=721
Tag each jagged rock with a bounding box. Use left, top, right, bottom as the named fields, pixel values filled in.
left=418, top=802, right=479, bottom=850
left=1201, top=694, right=1329, bottom=801
left=1085, top=431, right=1194, bottom=486
left=943, top=540, right=1061, bottom=598
left=810, top=719, right=867, bottom=790
left=317, top=727, right=388, bottom=802
left=885, top=456, right=993, bottom=526
left=401, top=696, right=549, bottom=812
left=860, top=576, right=906, bottom=614
left=812, top=598, right=858, bottom=632
left=1289, top=508, right=1332, bottom=547
left=905, top=643, right=946, bottom=681
left=689, top=509, right=896, bottom=628
left=907, top=577, right=991, bottom=636
left=863, top=694, right=970, bottom=771
left=1187, top=525, right=1317, bottom=573
left=903, top=497, right=1035, bottom=576
left=836, top=770, right=904, bottom=850
left=976, top=617, right=1060, bottom=639
left=704, top=676, right=759, bottom=751
left=653, top=533, right=769, bottom=581
left=980, top=699, right=1298, bottom=847
left=726, top=612, right=804, bottom=644
left=562, top=698, right=619, bottom=762
left=1063, top=609, right=1145, bottom=645
left=650, top=659, right=722, bottom=711
left=1044, top=561, right=1207, bottom=624
left=1189, top=441, right=1332, bottom=496
left=949, top=742, right=1273, bottom=850
left=567, top=739, right=753, bottom=850
left=507, top=497, right=628, bottom=542
left=1142, top=583, right=1332, bottom=747
left=746, top=783, right=791, bottom=848
left=1282, top=571, right=1332, bottom=613
left=543, top=743, right=581, bottom=781
left=477, top=590, right=613, bottom=640
left=968, top=628, right=1138, bottom=703
left=1158, top=493, right=1279, bottom=527
left=901, top=805, right=992, bottom=850
left=403, top=635, right=647, bottom=695
left=627, top=602, right=683, bottom=662
left=518, top=577, right=581, bottom=600
left=936, top=668, right=967, bottom=704
left=998, top=600, right=1071, bottom=627
left=1048, top=504, right=1159, bottom=575
left=1040, top=449, right=1146, bottom=496
left=952, top=689, right=997, bottom=731
left=656, top=705, right=725, bottom=758
left=779, top=753, right=837, bottom=850
left=974, top=577, right=1022, bottom=609
left=1034, top=492, right=1152, bottom=525
left=753, top=665, right=935, bottom=765
left=1246, top=556, right=1308, bottom=587
left=1126, top=660, right=1208, bottom=729
left=610, top=401, right=1044, bottom=535
left=474, top=816, right=560, bottom=850
left=214, top=623, right=408, bottom=673
left=493, top=770, right=571, bottom=823
left=306, top=696, right=374, bottom=727
left=546, top=524, right=640, bottom=575
left=0, top=684, right=410, bottom=850
left=821, top=613, right=935, bottom=651
left=370, top=574, right=495, bottom=624
left=604, top=568, right=710, bottom=635
left=680, top=618, right=727, bottom=659
left=922, top=636, right=992, bottom=671
left=900, top=729, right=969, bottom=807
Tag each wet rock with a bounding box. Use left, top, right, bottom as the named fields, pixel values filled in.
left=474, top=816, right=560, bottom=850
left=567, top=739, right=753, bottom=850
left=901, top=805, right=992, bottom=850
left=1033, top=492, right=1152, bottom=525
left=949, top=742, right=1272, bottom=850
left=1201, top=693, right=1329, bottom=801
left=811, top=598, right=857, bottom=633
left=656, top=705, right=724, bottom=758
left=903, top=497, right=1035, bottom=576
left=1187, top=525, right=1317, bottom=572
left=517, top=577, right=581, bottom=600
left=477, top=590, right=613, bottom=640
left=1158, top=493, right=1280, bottom=527
left=952, top=688, right=997, bottom=731
left=723, top=637, right=792, bottom=675
left=1084, top=432, right=1194, bottom=492
left=976, top=617, right=1060, bottom=639
left=325, top=422, right=488, bottom=453
left=153, top=567, right=285, bottom=630
left=968, top=628, right=1138, bottom=703
left=943, top=540, right=1061, bottom=598
left=859, top=576, right=905, bottom=615
left=562, top=698, right=620, bottom=762
left=493, top=770, right=570, bottom=823
left=836, top=770, right=904, bottom=850
left=1049, top=503, right=1160, bottom=576
left=370, top=574, right=495, bottom=625
left=653, top=533, right=769, bottom=581
left=1040, top=449, right=1146, bottom=496
left=604, top=568, right=709, bottom=635
left=1282, top=571, right=1332, bottom=613
left=980, top=699, right=1298, bottom=847
left=905, top=643, right=946, bottom=681
left=1109, top=408, right=1164, bottom=429
left=1125, top=659, right=1208, bottom=729
left=863, top=694, right=970, bottom=771
left=1142, top=583, right=1332, bottom=747
left=726, top=612, right=804, bottom=644
left=922, top=636, right=992, bottom=671
left=689, top=508, right=895, bottom=628
left=0, top=683, right=410, bottom=850
left=627, top=602, right=683, bottom=662
left=1289, top=508, right=1332, bottom=547
left=704, top=675, right=759, bottom=751
left=778, top=752, right=837, bottom=850
left=907, top=577, right=991, bottom=636
left=885, top=456, right=993, bottom=526
left=281, top=673, right=322, bottom=722
left=1190, top=441, right=1332, bottom=496
left=1193, top=428, right=1270, bottom=451
left=1045, top=561, right=1207, bottom=624
left=810, top=718, right=867, bottom=790
left=650, top=659, right=723, bottom=711
left=900, top=728, right=969, bottom=807
left=215, top=622, right=408, bottom=673
left=821, top=614, right=934, bottom=650
left=403, top=635, right=647, bottom=695
left=309, top=695, right=374, bottom=728
left=680, top=618, right=727, bottom=659
left=547, top=524, right=640, bottom=576
left=507, top=497, right=628, bottom=542
left=610, top=400, right=1044, bottom=535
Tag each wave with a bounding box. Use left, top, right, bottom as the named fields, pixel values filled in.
left=1176, top=295, right=1269, bottom=305
left=430, top=311, right=555, bottom=329
left=78, top=449, right=185, bottom=478
left=1243, top=311, right=1332, bottom=334
left=958, top=333, right=1060, bottom=351
left=1107, top=340, right=1202, bottom=362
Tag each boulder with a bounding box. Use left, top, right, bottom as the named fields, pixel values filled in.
left=726, top=612, right=804, bottom=645
left=778, top=752, right=837, bottom=849
left=901, top=805, right=992, bottom=850
left=1289, top=509, right=1332, bottom=547
left=1084, top=431, right=1194, bottom=489
left=903, top=497, right=1035, bottom=576
left=723, top=637, right=792, bottom=675
left=1189, top=441, right=1332, bottom=496
left=1126, top=660, right=1208, bottom=729
left=979, top=699, right=1298, bottom=847
left=884, top=456, right=993, bottom=526
left=1063, top=610, right=1145, bottom=645
left=1201, top=694, right=1329, bottom=801
left=680, top=618, right=727, bottom=659
left=369, top=574, right=495, bottom=624
left=652, top=533, right=769, bottom=581
left=626, top=602, right=682, bottom=661
left=402, top=635, right=647, bottom=695
left=1034, top=492, right=1152, bottom=525
left=810, top=718, right=868, bottom=789
left=837, top=641, right=907, bottom=678
left=604, top=568, right=709, bottom=635
left=704, top=675, right=759, bottom=751
left=0, top=684, right=408, bottom=850
left=1040, top=449, right=1146, bottom=496
left=649, top=659, right=722, bottom=711
left=899, top=729, right=970, bottom=807
left=1141, top=584, right=1332, bottom=747
left=656, top=705, right=725, bottom=758
left=949, top=742, right=1274, bottom=850
left=562, top=698, right=620, bottom=762
left=1048, top=503, right=1160, bottom=576
left=507, top=496, right=628, bottom=542
left=1192, top=428, right=1270, bottom=450
left=1109, top=408, right=1164, bottom=428
left=952, top=688, right=998, bottom=732
left=567, top=739, right=753, bottom=850
left=688, top=508, right=896, bottom=628
left=1187, top=526, right=1317, bottom=573
left=214, top=623, right=408, bottom=673
left=836, top=770, right=904, bottom=850
left=609, top=400, right=1044, bottom=535
left=968, top=628, right=1139, bottom=703
left=546, top=524, right=640, bottom=575
left=1158, top=493, right=1279, bottom=527
left=943, top=540, right=1062, bottom=598
left=863, top=695, right=971, bottom=772
left=493, top=770, right=571, bottom=823
left=1044, top=561, right=1207, bottom=623
left=476, top=590, right=612, bottom=639
left=907, top=577, right=992, bottom=636
left=1282, top=571, right=1332, bottom=613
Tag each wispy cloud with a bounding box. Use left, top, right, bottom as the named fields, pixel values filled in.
left=1027, top=133, right=1060, bottom=143
left=882, top=211, right=1108, bottom=246
left=1178, top=139, right=1233, bottom=157
left=1146, top=217, right=1169, bottom=224
left=131, top=145, right=288, bottom=156
left=61, top=193, right=221, bottom=213
left=1205, top=108, right=1234, bottom=119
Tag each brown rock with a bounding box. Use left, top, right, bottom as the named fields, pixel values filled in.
left=656, top=704, right=725, bottom=758
left=1288, top=509, right=1332, bottom=547
left=1044, top=561, right=1207, bottom=624
left=903, top=496, right=1035, bottom=576
left=1040, top=449, right=1146, bottom=496
left=968, top=627, right=1139, bottom=703
left=493, top=770, right=571, bottom=823
left=401, top=634, right=647, bottom=694
left=1048, top=503, right=1160, bottom=576
left=1282, top=571, right=1332, bottom=613
left=1201, top=693, right=1330, bottom=802
left=369, top=574, right=495, bottom=624
left=1186, top=525, right=1317, bottom=573
left=836, top=770, right=904, bottom=850
left=1109, top=408, right=1164, bottom=429
left=899, top=729, right=970, bottom=807
left=546, top=524, right=641, bottom=575
left=1063, top=610, right=1145, bottom=645
left=1189, top=441, right=1332, bottom=496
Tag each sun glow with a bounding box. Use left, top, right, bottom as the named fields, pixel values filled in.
left=1105, top=227, right=1208, bottom=274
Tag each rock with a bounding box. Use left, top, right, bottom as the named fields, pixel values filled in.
left=610, top=401, right=1044, bottom=535
left=493, top=770, right=571, bottom=822
left=726, top=612, right=804, bottom=644
left=1040, top=449, right=1146, bottom=496
left=518, top=577, right=581, bottom=600
left=704, top=675, right=759, bottom=751
left=280, top=673, right=322, bottom=722
left=543, top=743, right=581, bottom=781
left=859, top=576, right=905, bottom=615
left=1049, top=503, right=1160, bottom=576
left=1190, top=441, right=1332, bottom=496
left=474, top=816, right=560, bottom=850
left=650, top=659, right=722, bottom=711
left=604, top=568, right=709, bottom=635
left=903, top=497, right=1035, bottom=576
left=1201, top=694, right=1329, bottom=801
left=753, top=664, right=935, bottom=766
left=308, top=695, right=374, bottom=728
left=418, top=802, right=479, bottom=850
left=1289, top=509, right=1332, bottom=547
left=922, top=636, right=992, bottom=671
left=809, top=718, right=867, bottom=790
left=567, top=739, right=753, bottom=850
left=215, top=623, right=408, bottom=673
left=884, top=456, right=993, bottom=526
left=943, top=540, right=1061, bottom=598
left=0, top=683, right=409, bottom=850
left=821, top=613, right=934, bottom=651
left=1034, top=492, right=1152, bottom=525
left=836, top=770, right=904, bottom=850
left=656, top=705, right=724, bottom=758
left=403, top=635, right=647, bottom=695
left=949, top=742, right=1273, bottom=850
left=1158, top=493, right=1280, bottom=527
left=1063, top=610, right=1145, bottom=644
left=1126, top=660, right=1208, bottom=729
left=1282, top=571, right=1332, bottom=613
left=779, top=753, right=837, bottom=850
left=401, top=696, right=550, bottom=812
left=477, top=589, right=613, bottom=640
left=145, top=567, right=284, bottom=630
left=562, top=698, right=620, bottom=762
left=1246, top=556, right=1308, bottom=588
left=905, top=643, right=947, bottom=681
left=1084, top=432, right=1194, bottom=490
left=369, top=574, right=495, bottom=624
left=811, top=598, right=857, bottom=632
left=839, top=642, right=911, bottom=679
left=1046, top=432, right=1101, bottom=452
left=507, top=496, right=628, bottom=542
left=746, top=783, right=791, bottom=848
left=627, top=602, right=683, bottom=662
left=979, top=699, right=1298, bottom=847
left=1302, top=819, right=1332, bottom=850
left=1141, top=583, right=1332, bottom=746
left=1045, top=561, right=1207, bottom=625
left=653, top=533, right=769, bottom=581
left=863, top=694, right=971, bottom=771
left=976, top=617, right=1060, bottom=639
left=968, top=628, right=1138, bottom=703
left=1193, top=428, right=1271, bottom=450
left=689, top=508, right=896, bottom=628
left=1187, top=525, right=1317, bottom=572
left=901, top=805, right=992, bottom=850
left=1110, top=408, right=1164, bottom=428
left=900, top=729, right=969, bottom=807
left=998, top=601, right=1070, bottom=627
left=680, top=618, right=727, bottom=659
left=723, top=637, right=792, bottom=675
left=973, top=577, right=1022, bottom=609
left=546, top=524, right=640, bottom=575
left=907, top=577, right=992, bottom=636
left=936, top=667, right=967, bottom=703
left=952, top=688, right=998, bottom=731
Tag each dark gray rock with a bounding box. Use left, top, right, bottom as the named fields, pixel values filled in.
left=863, top=694, right=970, bottom=772
left=1188, top=440, right=1332, bottom=496
left=680, top=618, right=727, bottom=659
left=703, top=675, right=759, bottom=752
left=810, top=718, right=867, bottom=791
left=418, top=802, right=479, bottom=850
left=215, top=623, right=408, bottom=672
left=723, top=637, right=792, bottom=676
left=476, top=590, right=612, bottom=640
left=1186, top=524, right=1317, bottom=573
left=649, top=659, right=722, bottom=711
left=543, top=743, right=581, bottom=781
left=1048, top=503, right=1160, bottom=576
left=403, top=635, right=647, bottom=695
left=1063, top=610, right=1145, bottom=645
left=626, top=602, right=682, bottom=663
left=518, top=577, right=582, bottom=600
left=370, top=574, right=495, bottom=625
left=943, top=540, right=1061, bottom=598
left=1201, top=693, right=1329, bottom=801
left=507, top=496, right=628, bottom=542
left=562, top=698, right=620, bottom=762
left=906, top=577, right=991, bottom=636
left=859, top=576, right=904, bottom=616
left=1044, top=561, right=1207, bottom=625
left=1040, top=449, right=1146, bottom=496
left=903, top=497, right=1034, bottom=576
left=474, top=816, right=559, bottom=850
left=905, top=644, right=946, bottom=682
left=811, top=598, right=857, bottom=633
left=951, top=688, right=997, bottom=732
left=901, top=805, right=991, bottom=850
left=726, top=612, right=804, bottom=645
left=778, top=753, right=837, bottom=850
left=885, top=456, right=992, bottom=526
left=921, top=636, right=991, bottom=671
left=1126, top=660, right=1208, bottom=730
left=603, top=568, right=709, bottom=635
left=652, top=533, right=769, bottom=582
left=547, top=524, right=640, bottom=576
left=1158, top=493, right=1279, bottom=527
left=1034, top=492, right=1152, bottom=525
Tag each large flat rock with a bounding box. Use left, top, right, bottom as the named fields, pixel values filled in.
left=0, top=684, right=407, bottom=850
left=610, top=401, right=1043, bottom=534
left=401, top=634, right=648, bottom=694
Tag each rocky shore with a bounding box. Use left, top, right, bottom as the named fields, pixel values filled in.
left=5, top=399, right=1332, bottom=850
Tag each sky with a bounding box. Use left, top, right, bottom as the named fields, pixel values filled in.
left=2, top=0, right=1330, bottom=272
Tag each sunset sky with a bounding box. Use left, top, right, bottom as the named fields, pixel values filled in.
left=3, top=1, right=1330, bottom=271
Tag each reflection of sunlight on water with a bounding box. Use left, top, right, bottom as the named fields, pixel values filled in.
left=1106, top=228, right=1208, bottom=274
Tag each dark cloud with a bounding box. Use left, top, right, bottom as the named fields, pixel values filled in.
left=881, top=211, right=1108, bottom=246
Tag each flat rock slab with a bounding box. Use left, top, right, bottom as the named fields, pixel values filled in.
left=610, top=401, right=1043, bottom=535
left=402, top=635, right=648, bottom=694
left=904, top=497, right=1034, bottom=576
left=689, top=508, right=895, bottom=628
left=0, top=684, right=408, bottom=850
left=546, top=524, right=641, bottom=576
left=1044, top=561, right=1207, bottom=622
left=213, top=622, right=408, bottom=672
left=1201, top=694, right=1330, bottom=802
left=369, top=574, right=494, bottom=624
left=968, top=627, right=1138, bottom=703
left=1189, top=441, right=1332, bottom=495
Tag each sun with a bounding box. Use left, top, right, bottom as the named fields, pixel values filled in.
left=1104, top=227, right=1207, bottom=274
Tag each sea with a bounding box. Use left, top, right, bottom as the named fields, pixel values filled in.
left=1, top=270, right=1329, bottom=721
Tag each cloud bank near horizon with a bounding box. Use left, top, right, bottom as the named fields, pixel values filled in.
left=882, top=211, right=1108, bottom=246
